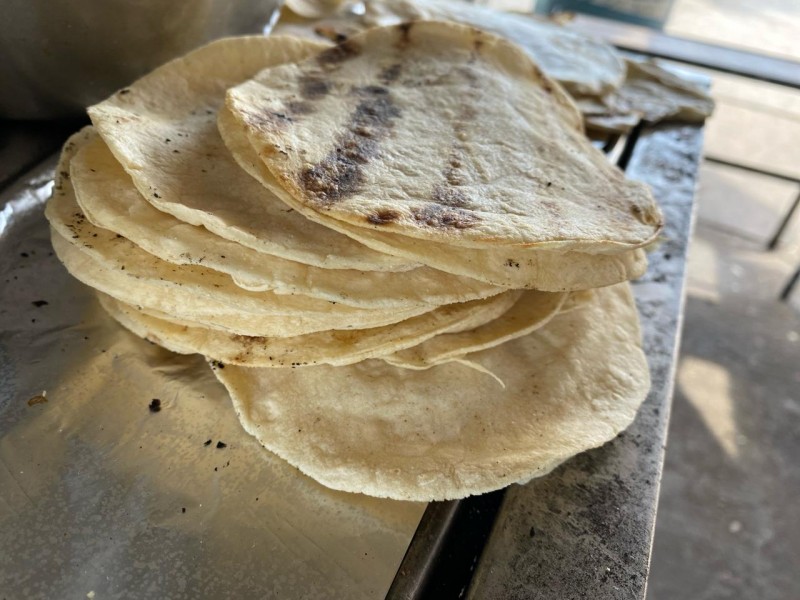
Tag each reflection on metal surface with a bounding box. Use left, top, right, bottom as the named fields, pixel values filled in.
left=0, top=157, right=425, bottom=598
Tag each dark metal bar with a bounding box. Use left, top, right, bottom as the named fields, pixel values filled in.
left=702, top=157, right=800, bottom=251
left=705, top=156, right=800, bottom=184
left=386, top=491, right=507, bottom=599
left=602, top=133, right=622, bottom=154
left=780, top=265, right=800, bottom=302
left=386, top=501, right=460, bottom=600
left=616, top=122, right=645, bottom=171
left=768, top=189, right=800, bottom=251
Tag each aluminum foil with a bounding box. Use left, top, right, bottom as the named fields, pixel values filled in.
left=0, top=157, right=425, bottom=599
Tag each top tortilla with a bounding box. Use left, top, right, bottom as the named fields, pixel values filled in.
left=218, top=103, right=649, bottom=291
left=228, top=21, right=662, bottom=252
left=87, top=35, right=414, bottom=272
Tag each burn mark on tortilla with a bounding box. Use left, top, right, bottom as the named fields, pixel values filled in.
left=286, top=100, right=313, bottom=115
left=300, top=87, right=400, bottom=204
left=432, top=184, right=469, bottom=208
left=313, top=26, right=348, bottom=44
left=317, top=39, right=361, bottom=66
left=299, top=75, right=331, bottom=100
left=240, top=108, right=294, bottom=132
left=443, top=149, right=469, bottom=186
left=352, top=85, right=389, bottom=97
left=396, top=22, right=414, bottom=49
left=379, top=63, right=402, bottom=84
left=458, top=66, right=479, bottom=87
left=367, top=209, right=401, bottom=225
left=412, top=203, right=477, bottom=229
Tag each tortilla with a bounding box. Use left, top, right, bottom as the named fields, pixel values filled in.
left=46, top=131, right=438, bottom=337
left=87, top=35, right=415, bottom=272
left=96, top=288, right=525, bottom=367
left=385, top=289, right=588, bottom=369
left=214, top=282, right=649, bottom=500
left=219, top=104, right=649, bottom=290
left=581, top=59, right=715, bottom=134
left=70, top=128, right=505, bottom=309
left=227, top=22, right=661, bottom=253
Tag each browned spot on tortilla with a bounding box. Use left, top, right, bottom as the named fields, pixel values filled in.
left=317, top=39, right=361, bottom=66
left=444, top=165, right=464, bottom=186
left=379, top=63, right=402, bottom=84
left=433, top=184, right=469, bottom=208
left=542, top=79, right=553, bottom=94
left=313, top=26, right=348, bottom=44
left=367, top=209, right=401, bottom=225
left=461, top=104, right=478, bottom=121
left=396, top=22, right=414, bottom=49
left=412, top=203, right=477, bottom=229
left=240, top=108, right=293, bottom=132
left=231, top=333, right=267, bottom=347
left=299, top=74, right=331, bottom=100
left=299, top=87, right=401, bottom=204
left=631, top=203, right=661, bottom=226
left=458, top=66, right=479, bottom=87
left=541, top=200, right=561, bottom=213
left=286, top=100, right=313, bottom=115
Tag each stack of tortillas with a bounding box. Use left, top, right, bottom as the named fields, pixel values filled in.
left=46, top=22, right=658, bottom=501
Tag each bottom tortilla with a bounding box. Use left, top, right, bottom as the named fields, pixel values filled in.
left=214, top=283, right=650, bottom=501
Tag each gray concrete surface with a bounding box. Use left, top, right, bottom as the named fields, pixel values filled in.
left=649, top=1, right=800, bottom=598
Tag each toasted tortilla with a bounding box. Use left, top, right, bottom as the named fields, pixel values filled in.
left=219, top=104, right=649, bottom=290
left=96, top=288, right=527, bottom=368
left=385, top=289, right=588, bottom=369
left=215, top=282, right=649, bottom=500
left=87, top=35, right=415, bottom=272
left=46, top=130, right=438, bottom=337
left=227, top=22, right=661, bottom=253
left=582, top=59, right=715, bottom=133
left=70, top=128, right=505, bottom=309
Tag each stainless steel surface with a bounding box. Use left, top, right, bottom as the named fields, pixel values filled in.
left=0, top=0, right=282, bottom=119
left=467, top=122, right=704, bottom=599
left=0, top=149, right=425, bottom=598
